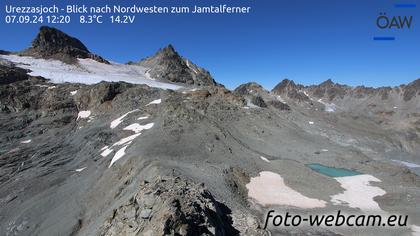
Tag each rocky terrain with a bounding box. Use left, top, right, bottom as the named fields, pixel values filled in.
left=0, top=27, right=419, bottom=236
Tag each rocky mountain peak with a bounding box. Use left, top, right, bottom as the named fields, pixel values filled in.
left=138, top=45, right=216, bottom=86
left=271, top=79, right=301, bottom=93
left=319, top=79, right=334, bottom=87
left=157, top=44, right=177, bottom=57
left=22, top=26, right=109, bottom=64
left=32, top=26, right=89, bottom=53
left=308, top=79, right=350, bottom=100
left=270, top=79, right=308, bottom=102
left=234, top=82, right=265, bottom=96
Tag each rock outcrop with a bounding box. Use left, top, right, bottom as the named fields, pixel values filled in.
left=234, top=82, right=290, bottom=109
left=0, top=64, right=30, bottom=85
left=101, top=177, right=240, bottom=236
left=138, top=45, right=216, bottom=86
left=21, top=26, right=109, bottom=64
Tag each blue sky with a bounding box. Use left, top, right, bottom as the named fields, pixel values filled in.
left=1, top=0, right=419, bottom=89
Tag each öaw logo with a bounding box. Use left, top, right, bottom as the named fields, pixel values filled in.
left=374, top=3, right=415, bottom=41
left=376, top=13, right=413, bottom=29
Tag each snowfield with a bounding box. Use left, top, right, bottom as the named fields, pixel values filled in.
left=246, top=171, right=327, bottom=208
left=331, top=174, right=386, bottom=213
left=0, top=55, right=182, bottom=90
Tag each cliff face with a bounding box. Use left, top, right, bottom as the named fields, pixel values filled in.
left=21, top=26, right=109, bottom=64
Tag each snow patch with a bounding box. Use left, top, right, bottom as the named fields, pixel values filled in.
left=20, top=139, right=31, bottom=144
left=70, top=90, right=78, bottom=96
left=146, top=99, right=162, bottom=106
left=260, top=156, right=270, bottom=163
left=109, top=145, right=129, bottom=168
left=144, top=69, right=155, bottom=81
left=276, top=95, right=286, bottom=104
left=393, top=160, right=420, bottom=168
left=308, top=121, right=314, bottom=125
left=412, top=225, right=420, bottom=236
left=246, top=171, right=327, bottom=208
left=331, top=174, right=386, bottom=212
left=246, top=99, right=259, bottom=109
left=110, top=109, right=139, bottom=129
left=186, top=60, right=199, bottom=74
left=100, top=148, right=113, bottom=157
left=137, top=116, right=149, bottom=120
left=113, top=133, right=142, bottom=146
left=318, top=99, right=337, bottom=112
left=75, top=167, right=86, bottom=172
left=123, top=123, right=154, bottom=134
left=0, top=55, right=181, bottom=90
left=77, top=111, right=91, bottom=120
left=321, top=149, right=329, bottom=152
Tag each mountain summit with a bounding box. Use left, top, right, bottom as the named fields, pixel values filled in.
left=21, top=26, right=109, bottom=64
left=271, top=79, right=309, bottom=102
left=138, top=44, right=216, bottom=86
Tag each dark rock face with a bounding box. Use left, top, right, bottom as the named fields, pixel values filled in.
left=272, top=79, right=309, bottom=102
left=0, top=50, right=10, bottom=55
left=138, top=45, right=216, bottom=86
left=75, top=82, right=133, bottom=108
left=233, top=82, right=270, bottom=108
left=101, top=177, right=240, bottom=236
left=233, top=83, right=268, bottom=108
left=268, top=100, right=290, bottom=111
left=0, top=65, right=30, bottom=85
left=403, top=78, right=420, bottom=101
left=21, top=26, right=109, bottom=64
left=251, top=95, right=267, bottom=108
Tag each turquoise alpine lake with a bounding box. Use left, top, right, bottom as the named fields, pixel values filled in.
left=306, top=163, right=362, bottom=177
